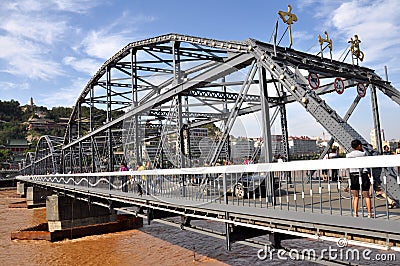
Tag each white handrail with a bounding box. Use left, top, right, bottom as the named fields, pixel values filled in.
left=16, top=155, right=400, bottom=179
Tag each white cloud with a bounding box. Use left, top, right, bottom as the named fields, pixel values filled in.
left=40, top=78, right=87, bottom=107
left=1, top=0, right=47, bottom=12
left=63, top=56, right=102, bottom=76
left=1, top=0, right=100, bottom=14
left=0, top=81, right=29, bottom=91
left=292, top=30, right=314, bottom=42
left=77, top=11, right=155, bottom=60
left=329, top=0, right=400, bottom=64
left=0, top=14, right=67, bottom=45
left=0, top=36, right=63, bottom=79
left=80, top=30, right=132, bottom=59
left=50, top=0, right=103, bottom=14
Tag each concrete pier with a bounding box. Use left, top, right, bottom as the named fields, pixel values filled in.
left=46, top=195, right=123, bottom=232
left=16, top=182, right=26, bottom=197
left=26, top=187, right=53, bottom=208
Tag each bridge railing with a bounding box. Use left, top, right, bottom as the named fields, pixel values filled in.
left=19, top=155, right=400, bottom=220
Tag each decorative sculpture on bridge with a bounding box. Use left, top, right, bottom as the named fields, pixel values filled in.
left=278, top=4, right=298, bottom=48
left=348, top=34, right=364, bottom=62
left=318, top=31, right=333, bottom=60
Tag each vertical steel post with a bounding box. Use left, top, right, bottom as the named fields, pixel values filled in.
left=172, top=41, right=185, bottom=168
left=222, top=77, right=231, bottom=162
left=259, top=63, right=275, bottom=205
left=78, top=103, right=82, bottom=173
left=130, top=48, right=140, bottom=166
left=185, top=95, right=192, bottom=167
left=278, top=85, right=290, bottom=162
left=258, top=65, right=273, bottom=163
left=225, top=212, right=231, bottom=251
left=90, top=86, right=96, bottom=173
left=69, top=122, right=73, bottom=173
left=384, top=65, right=389, bottom=81
left=177, top=95, right=185, bottom=168
left=370, top=84, right=383, bottom=154
left=106, top=67, right=114, bottom=171
left=61, top=148, right=65, bottom=174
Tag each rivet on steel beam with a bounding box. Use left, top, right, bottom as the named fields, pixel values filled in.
left=212, top=41, right=216, bottom=46
left=291, top=85, right=296, bottom=91
left=280, top=74, right=285, bottom=80
left=247, top=45, right=253, bottom=51
left=270, top=64, right=275, bottom=70
left=302, top=97, right=309, bottom=104
left=228, top=44, right=232, bottom=49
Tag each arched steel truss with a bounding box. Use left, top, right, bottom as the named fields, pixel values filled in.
left=23, top=33, right=400, bottom=196
left=27, top=135, right=64, bottom=175
left=61, top=33, right=400, bottom=173
left=20, top=152, right=35, bottom=175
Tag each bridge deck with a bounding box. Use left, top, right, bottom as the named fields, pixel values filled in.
left=17, top=155, right=400, bottom=250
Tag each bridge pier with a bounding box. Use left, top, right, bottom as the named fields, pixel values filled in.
left=26, top=187, right=53, bottom=208
left=147, top=208, right=180, bottom=225
left=46, top=195, right=120, bottom=232
left=16, top=182, right=26, bottom=198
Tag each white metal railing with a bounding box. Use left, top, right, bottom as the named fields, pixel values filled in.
left=17, top=155, right=400, bottom=219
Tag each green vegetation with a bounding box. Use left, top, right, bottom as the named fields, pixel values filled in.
left=0, top=150, right=13, bottom=164
left=0, top=100, right=74, bottom=162
left=200, top=123, right=221, bottom=138
left=0, top=100, right=116, bottom=162
left=0, top=100, right=27, bottom=144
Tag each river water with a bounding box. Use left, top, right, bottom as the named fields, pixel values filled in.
left=0, top=189, right=397, bottom=265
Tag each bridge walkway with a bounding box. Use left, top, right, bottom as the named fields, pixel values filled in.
left=17, top=155, right=400, bottom=251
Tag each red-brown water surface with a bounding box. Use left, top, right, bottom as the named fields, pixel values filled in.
left=0, top=189, right=227, bottom=266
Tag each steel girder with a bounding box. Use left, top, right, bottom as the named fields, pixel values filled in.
left=245, top=39, right=400, bottom=200
left=32, top=135, right=63, bottom=175
left=55, top=33, right=399, bottom=176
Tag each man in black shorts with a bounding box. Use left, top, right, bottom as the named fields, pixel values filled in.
left=346, top=139, right=372, bottom=217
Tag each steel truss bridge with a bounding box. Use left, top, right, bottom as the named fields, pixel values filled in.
left=17, top=33, right=400, bottom=255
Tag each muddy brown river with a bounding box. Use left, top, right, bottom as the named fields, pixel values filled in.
left=1, top=189, right=397, bottom=265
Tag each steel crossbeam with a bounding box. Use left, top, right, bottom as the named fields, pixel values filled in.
left=20, top=33, right=398, bottom=203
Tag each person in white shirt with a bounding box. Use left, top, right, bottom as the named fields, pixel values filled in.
left=346, top=139, right=372, bottom=217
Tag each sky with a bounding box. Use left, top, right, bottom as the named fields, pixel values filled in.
left=0, top=0, right=399, bottom=141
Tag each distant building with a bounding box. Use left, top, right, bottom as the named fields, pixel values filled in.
left=256, top=135, right=285, bottom=162
left=370, top=128, right=385, bottom=149
left=1, top=139, right=31, bottom=168
left=4, top=139, right=30, bottom=153
left=185, top=128, right=209, bottom=160
left=271, top=135, right=284, bottom=155
left=231, top=137, right=254, bottom=163
left=288, top=136, right=318, bottom=157
left=27, top=117, right=68, bottom=131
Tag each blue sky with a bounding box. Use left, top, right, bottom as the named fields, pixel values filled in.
left=0, top=0, right=399, bottom=140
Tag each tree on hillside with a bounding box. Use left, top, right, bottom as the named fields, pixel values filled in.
left=47, top=106, right=73, bottom=121
left=0, top=123, right=27, bottom=144
left=0, top=149, right=13, bottom=163
left=0, top=100, right=23, bottom=122
left=200, top=123, right=220, bottom=138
